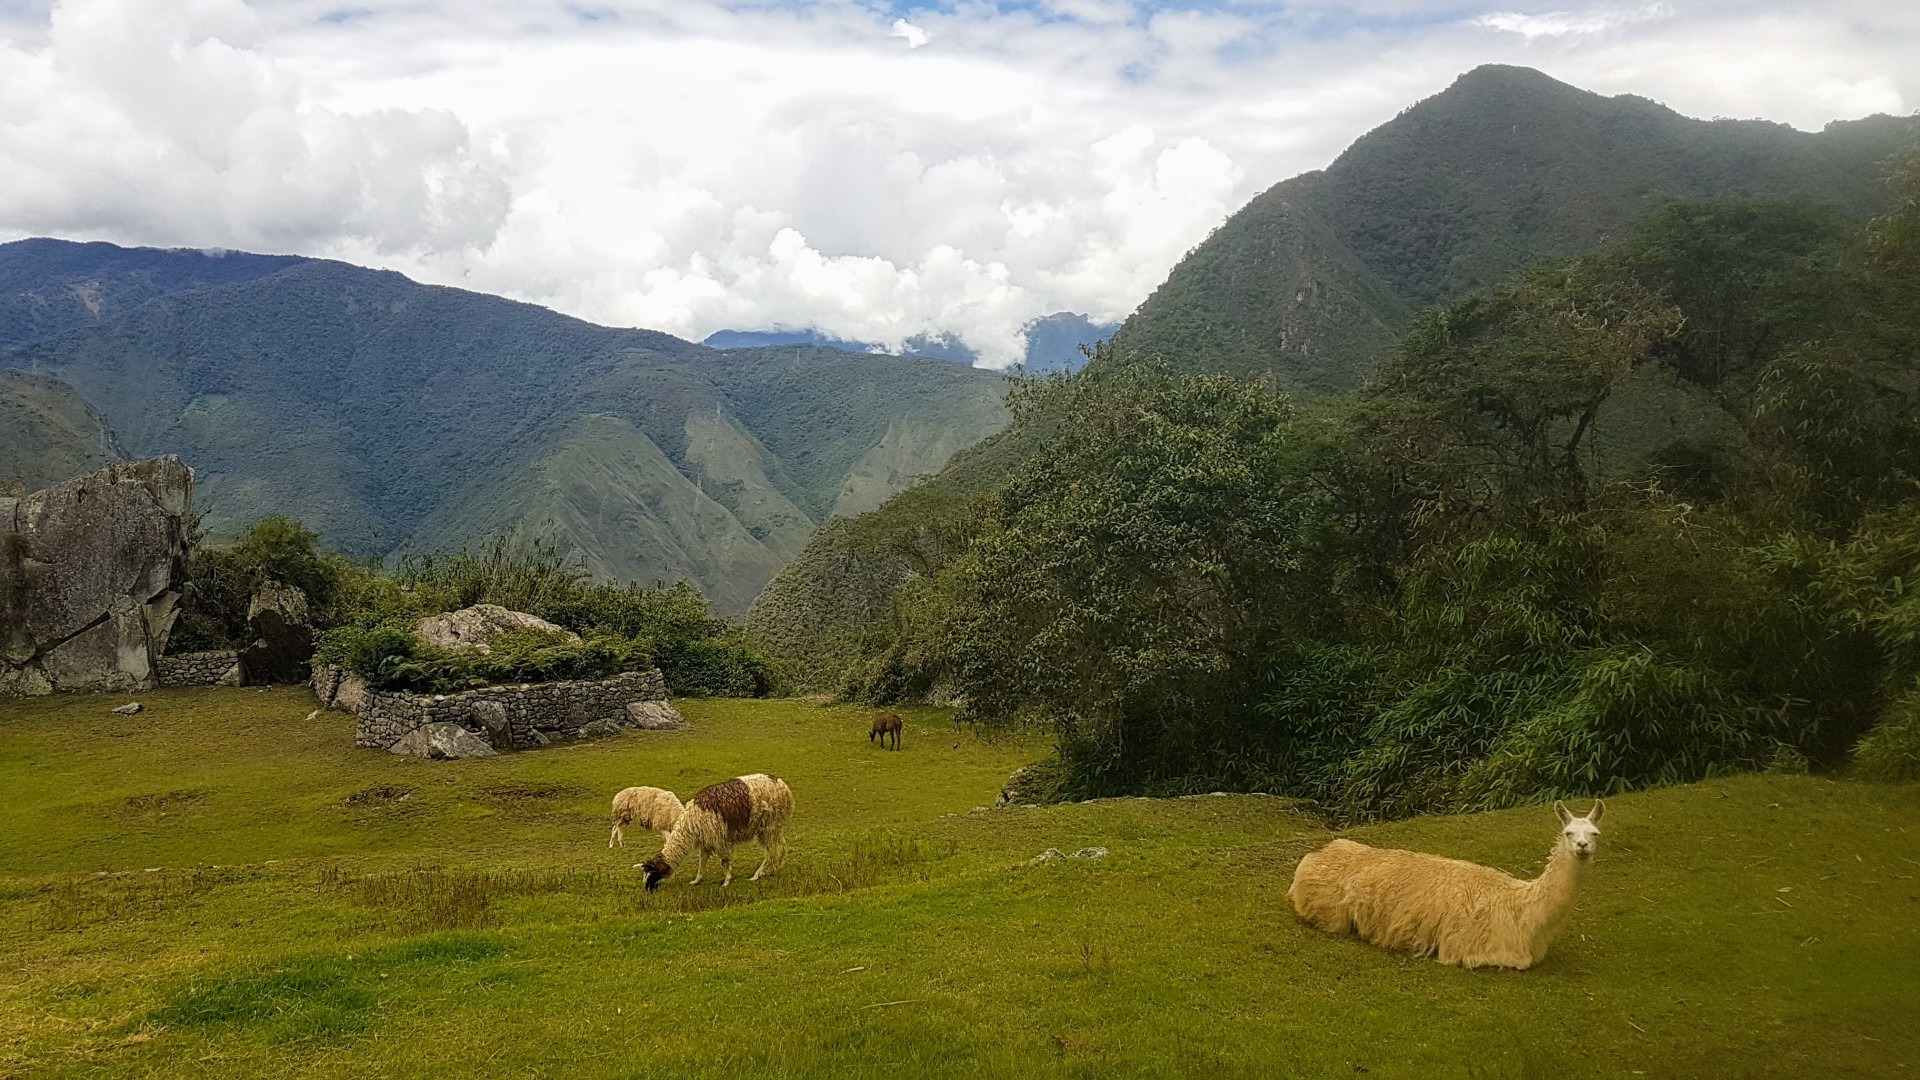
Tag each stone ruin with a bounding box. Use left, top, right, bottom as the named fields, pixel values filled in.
left=312, top=602, right=687, bottom=759
left=312, top=665, right=686, bottom=759
left=1, top=458, right=192, bottom=696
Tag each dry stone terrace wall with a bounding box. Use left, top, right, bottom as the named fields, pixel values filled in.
left=156, top=650, right=244, bottom=687
left=312, top=666, right=682, bottom=754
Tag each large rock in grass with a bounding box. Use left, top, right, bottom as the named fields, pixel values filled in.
left=0, top=458, right=192, bottom=696
left=388, top=721, right=497, bottom=760
left=624, top=699, right=687, bottom=730
left=240, top=580, right=312, bottom=684
left=416, top=603, right=578, bottom=653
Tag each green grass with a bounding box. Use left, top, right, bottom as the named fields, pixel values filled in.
left=2, top=689, right=1917, bottom=1077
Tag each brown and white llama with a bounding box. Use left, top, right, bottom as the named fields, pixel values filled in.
left=1287, top=800, right=1605, bottom=970
left=638, top=774, right=792, bottom=889
left=608, top=786, right=684, bottom=848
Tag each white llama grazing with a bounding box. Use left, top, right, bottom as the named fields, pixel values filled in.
left=638, top=774, right=792, bottom=889
left=1287, top=800, right=1605, bottom=970
left=609, top=786, right=684, bottom=848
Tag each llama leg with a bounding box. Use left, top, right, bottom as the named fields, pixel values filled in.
left=751, top=832, right=781, bottom=880
left=719, top=846, right=735, bottom=887
left=689, top=851, right=705, bottom=885
left=755, top=832, right=787, bottom=878
left=610, top=824, right=620, bottom=849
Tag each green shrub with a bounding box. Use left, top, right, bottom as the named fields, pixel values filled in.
left=1856, top=682, right=1920, bottom=782
left=315, top=624, right=653, bottom=694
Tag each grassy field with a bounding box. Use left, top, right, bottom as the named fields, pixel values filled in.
left=1, top=689, right=1917, bottom=1078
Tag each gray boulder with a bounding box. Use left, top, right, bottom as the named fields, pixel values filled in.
left=417, top=604, right=578, bottom=653
left=0, top=458, right=192, bottom=696
left=389, top=722, right=497, bottom=760
left=577, top=717, right=626, bottom=738
left=624, top=700, right=687, bottom=730
left=468, top=699, right=511, bottom=745
left=241, top=581, right=312, bottom=684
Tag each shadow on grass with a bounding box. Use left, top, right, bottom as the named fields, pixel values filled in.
left=317, top=830, right=959, bottom=933
left=153, top=933, right=507, bottom=1044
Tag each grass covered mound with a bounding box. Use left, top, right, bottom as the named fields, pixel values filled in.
left=2, top=689, right=1917, bottom=1078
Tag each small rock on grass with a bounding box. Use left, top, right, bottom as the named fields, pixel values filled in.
left=111, top=702, right=143, bottom=715
left=1028, top=846, right=1110, bottom=865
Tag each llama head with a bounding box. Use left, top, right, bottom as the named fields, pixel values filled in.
left=1554, top=799, right=1605, bottom=860
left=640, top=854, right=672, bottom=891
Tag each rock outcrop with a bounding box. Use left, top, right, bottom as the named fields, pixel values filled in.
left=0, top=458, right=192, bottom=696
left=416, top=604, right=578, bottom=653
left=241, top=581, right=312, bottom=683
left=389, top=722, right=498, bottom=760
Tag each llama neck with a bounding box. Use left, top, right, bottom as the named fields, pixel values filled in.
left=1521, top=842, right=1583, bottom=932
left=659, top=821, right=698, bottom=868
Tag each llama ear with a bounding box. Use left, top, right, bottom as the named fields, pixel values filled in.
left=1588, top=799, right=1605, bottom=825
left=1555, top=800, right=1572, bottom=824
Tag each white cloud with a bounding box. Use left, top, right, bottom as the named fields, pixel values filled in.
left=1476, top=3, right=1673, bottom=39
left=0, top=0, right=508, bottom=255
left=0, top=0, right=1916, bottom=367
left=890, top=18, right=930, bottom=49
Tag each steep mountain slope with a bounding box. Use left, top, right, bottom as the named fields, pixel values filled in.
left=1117, top=64, right=1916, bottom=394
left=0, top=241, right=1009, bottom=612
left=750, top=63, right=1919, bottom=670
left=0, top=369, right=123, bottom=495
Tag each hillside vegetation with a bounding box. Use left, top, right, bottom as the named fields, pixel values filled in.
left=752, top=67, right=1920, bottom=729
left=0, top=244, right=1009, bottom=612
left=1, top=689, right=1915, bottom=1077
left=753, top=122, right=1920, bottom=817
left=1117, top=64, right=1916, bottom=395
left=0, top=369, right=121, bottom=495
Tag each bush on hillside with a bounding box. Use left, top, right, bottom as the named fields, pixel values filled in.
left=1855, top=682, right=1920, bottom=782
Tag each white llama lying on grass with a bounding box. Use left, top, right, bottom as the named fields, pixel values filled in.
left=609, top=786, right=684, bottom=849
left=1288, top=800, right=1605, bottom=970
left=639, top=774, right=792, bottom=889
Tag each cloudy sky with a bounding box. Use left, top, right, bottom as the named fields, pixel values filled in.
left=1, top=1, right=1915, bottom=366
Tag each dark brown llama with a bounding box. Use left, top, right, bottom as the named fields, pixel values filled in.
left=869, top=712, right=903, bottom=750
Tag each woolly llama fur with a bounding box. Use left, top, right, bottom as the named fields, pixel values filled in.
left=639, top=774, right=792, bottom=889
left=609, top=786, right=684, bottom=848
left=1287, top=800, right=1605, bottom=970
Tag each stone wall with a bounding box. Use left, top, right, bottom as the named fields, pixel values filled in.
left=1, top=458, right=192, bottom=696
left=312, top=665, right=684, bottom=755
left=157, top=650, right=244, bottom=688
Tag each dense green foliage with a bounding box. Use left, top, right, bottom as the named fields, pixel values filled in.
left=313, top=625, right=655, bottom=694
left=170, top=515, right=344, bottom=653
left=0, top=241, right=1008, bottom=613
left=316, top=533, right=769, bottom=697
left=1115, top=64, right=1916, bottom=396
left=788, top=174, right=1920, bottom=819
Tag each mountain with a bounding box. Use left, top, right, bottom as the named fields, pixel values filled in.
left=1116, top=64, right=1918, bottom=394
left=748, top=63, right=1920, bottom=674
left=0, top=241, right=1009, bottom=613
left=0, top=369, right=123, bottom=496
left=704, top=312, right=1118, bottom=373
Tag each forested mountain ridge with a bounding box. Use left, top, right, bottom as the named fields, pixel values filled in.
left=0, top=240, right=1009, bottom=613
left=749, top=63, right=1920, bottom=684
left=1115, top=64, right=1918, bottom=394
